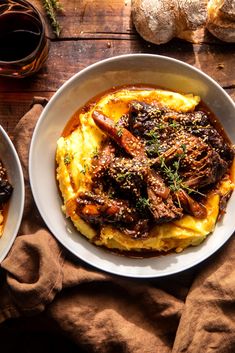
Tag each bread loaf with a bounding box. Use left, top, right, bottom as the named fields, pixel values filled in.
left=131, top=0, right=208, bottom=44
left=132, top=0, right=235, bottom=44
left=207, top=0, right=235, bottom=42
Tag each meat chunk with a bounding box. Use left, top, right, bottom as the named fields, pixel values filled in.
left=76, top=191, right=138, bottom=225
left=92, top=110, right=146, bottom=158
left=107, top=157, right=149, bottom=198
left=177, top=110, right=234, bottom=162
left=80, top=102, right=234, bottom=238
left=0, top=162, right=13, bottom=204
left=128, top=101, right=233, bottom=190
left=92, top=141, right=115, bottom=187
left=175, top=189, right=207, bottom=219
left=172, top=131, right=229, bottom=189
left=147, top=170, right=183, bottom=222
left=0, top=179, right=13, bottom=204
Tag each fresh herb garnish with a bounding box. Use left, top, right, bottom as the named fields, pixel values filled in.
left=145, top=129, right=160, bottom=156
left=169, top=120, right=179, bottom=128
left=42, top=0, right=62, bottom=37
left=145, top=129, right=159, bottom=142
left=159, top=144, right=205, bottom=198
left=80, top=163, right=88, bottom=175
left=116, top=172, right=132, bottom=181
left=64, top=153, right=72, bottom=165
left=160, top=156, right=183, bottom=193
left=136, top=197, right=151, bottom=211
left=160, top=145, right=186, bottom=192
left=114, top=121, right=124, bottom=137
left=92, top=147, right=99, bottom=158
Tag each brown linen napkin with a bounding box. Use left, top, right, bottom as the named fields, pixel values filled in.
left=0, top=99, right=234, bottom=353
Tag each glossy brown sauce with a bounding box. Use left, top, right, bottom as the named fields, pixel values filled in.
left=63, top=84, right=169, bottom=137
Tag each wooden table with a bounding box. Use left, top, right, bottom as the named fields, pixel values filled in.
left=0, top=0, right=235, bottom=136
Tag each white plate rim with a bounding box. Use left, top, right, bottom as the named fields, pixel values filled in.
left=0, top=126, right=25, bottom=262
left=29, top=54, right=235, bottom=278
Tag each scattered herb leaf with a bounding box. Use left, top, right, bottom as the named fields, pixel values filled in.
left=64, top=153, right=72, bottom=165
left=136, top=197, right=150, bottom=211
left=80, top=164, right=88, bottom=175
left=92, top=147, right=99, bottom=158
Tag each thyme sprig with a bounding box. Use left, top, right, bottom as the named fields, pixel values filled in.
left=42, top=0, right=62, bottom=37
left=145, top=129, right=160, bottom=156
left=136, top=197, right=151, bottom=211
left=160, top=144, right=186, bottom=192
left=50, top=0, right=63, bottom=11
left=159, top=144, right=205, bottom=197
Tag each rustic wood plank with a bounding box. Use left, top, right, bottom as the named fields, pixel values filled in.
left=31, top=0, right=133, bottom=39
left=0, top=39, right=234, bottom=93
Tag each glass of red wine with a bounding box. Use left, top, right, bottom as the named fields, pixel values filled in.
left=0, top=0, right=50, bottom=78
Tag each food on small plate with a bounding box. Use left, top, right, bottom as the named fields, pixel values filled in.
left=56, top=86, right=234, bottom=255
left=0, top=160, right=13, bottom=236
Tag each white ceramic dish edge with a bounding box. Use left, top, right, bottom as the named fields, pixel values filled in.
left=0, top=126, right=25, bottom=262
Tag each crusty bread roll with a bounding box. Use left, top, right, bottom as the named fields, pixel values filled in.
left=218, top=0, right=235, bottom=20
left=207, top=0, right=235, bottom=42
left=131, top=0, right=208, bottom=44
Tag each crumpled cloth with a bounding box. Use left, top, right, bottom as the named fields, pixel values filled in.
left=0, top=98, right=235, bottom=353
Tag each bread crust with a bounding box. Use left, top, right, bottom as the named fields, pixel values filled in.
left=207, top=0, right=235, bottom=42
left=177, top=0, right=208, bottom=41
left=131, top=0, right=208, bottom=44
left=219, top=0, right=235, bottom=20
left=132, top=0, right=178, bottom=45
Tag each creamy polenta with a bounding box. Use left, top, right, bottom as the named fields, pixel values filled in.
left=56, top=86, right=234, bottom=254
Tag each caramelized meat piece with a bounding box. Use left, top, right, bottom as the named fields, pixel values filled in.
left=128, top=101, right=164, bottom=136
left=107, top=157, right=148, bottom=198
left=147, top=169, right=170, bottom=200
left=92, top=110, right=146, bottom=158
left=0, top=161, right=13, bottom=204
left=92, top=141, right=116, bottom=187
left=172, top=131, right=229, bottom=189
left=147, top=170, right=183, bottom=222
left=76, top=191, right=138, bottom=225
left=175, top=189, right=207, bottom=219
left=129, top=101, right=233, bottom=190
left=121, top=218, right=150, bottom=239
left=178, top=111, right=234, bottom=162
left=0, top=179, right=13, bottom=204
left=76, top=192, right=151, bottom=239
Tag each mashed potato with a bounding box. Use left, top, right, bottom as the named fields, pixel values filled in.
left=56, top=86, right=234, bottom=254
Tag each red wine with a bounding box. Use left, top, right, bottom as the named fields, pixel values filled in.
left=0, top=1, right=50, bottom=77
left=0, top=13, right=41, bottom=61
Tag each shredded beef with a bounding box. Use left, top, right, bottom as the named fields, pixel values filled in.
left=74, top=101, right=234, bottom=239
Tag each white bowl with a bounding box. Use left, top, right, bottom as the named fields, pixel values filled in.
left=0, top=126, right=24, bottom=262
left=29, top=54, right=235, bottom=278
